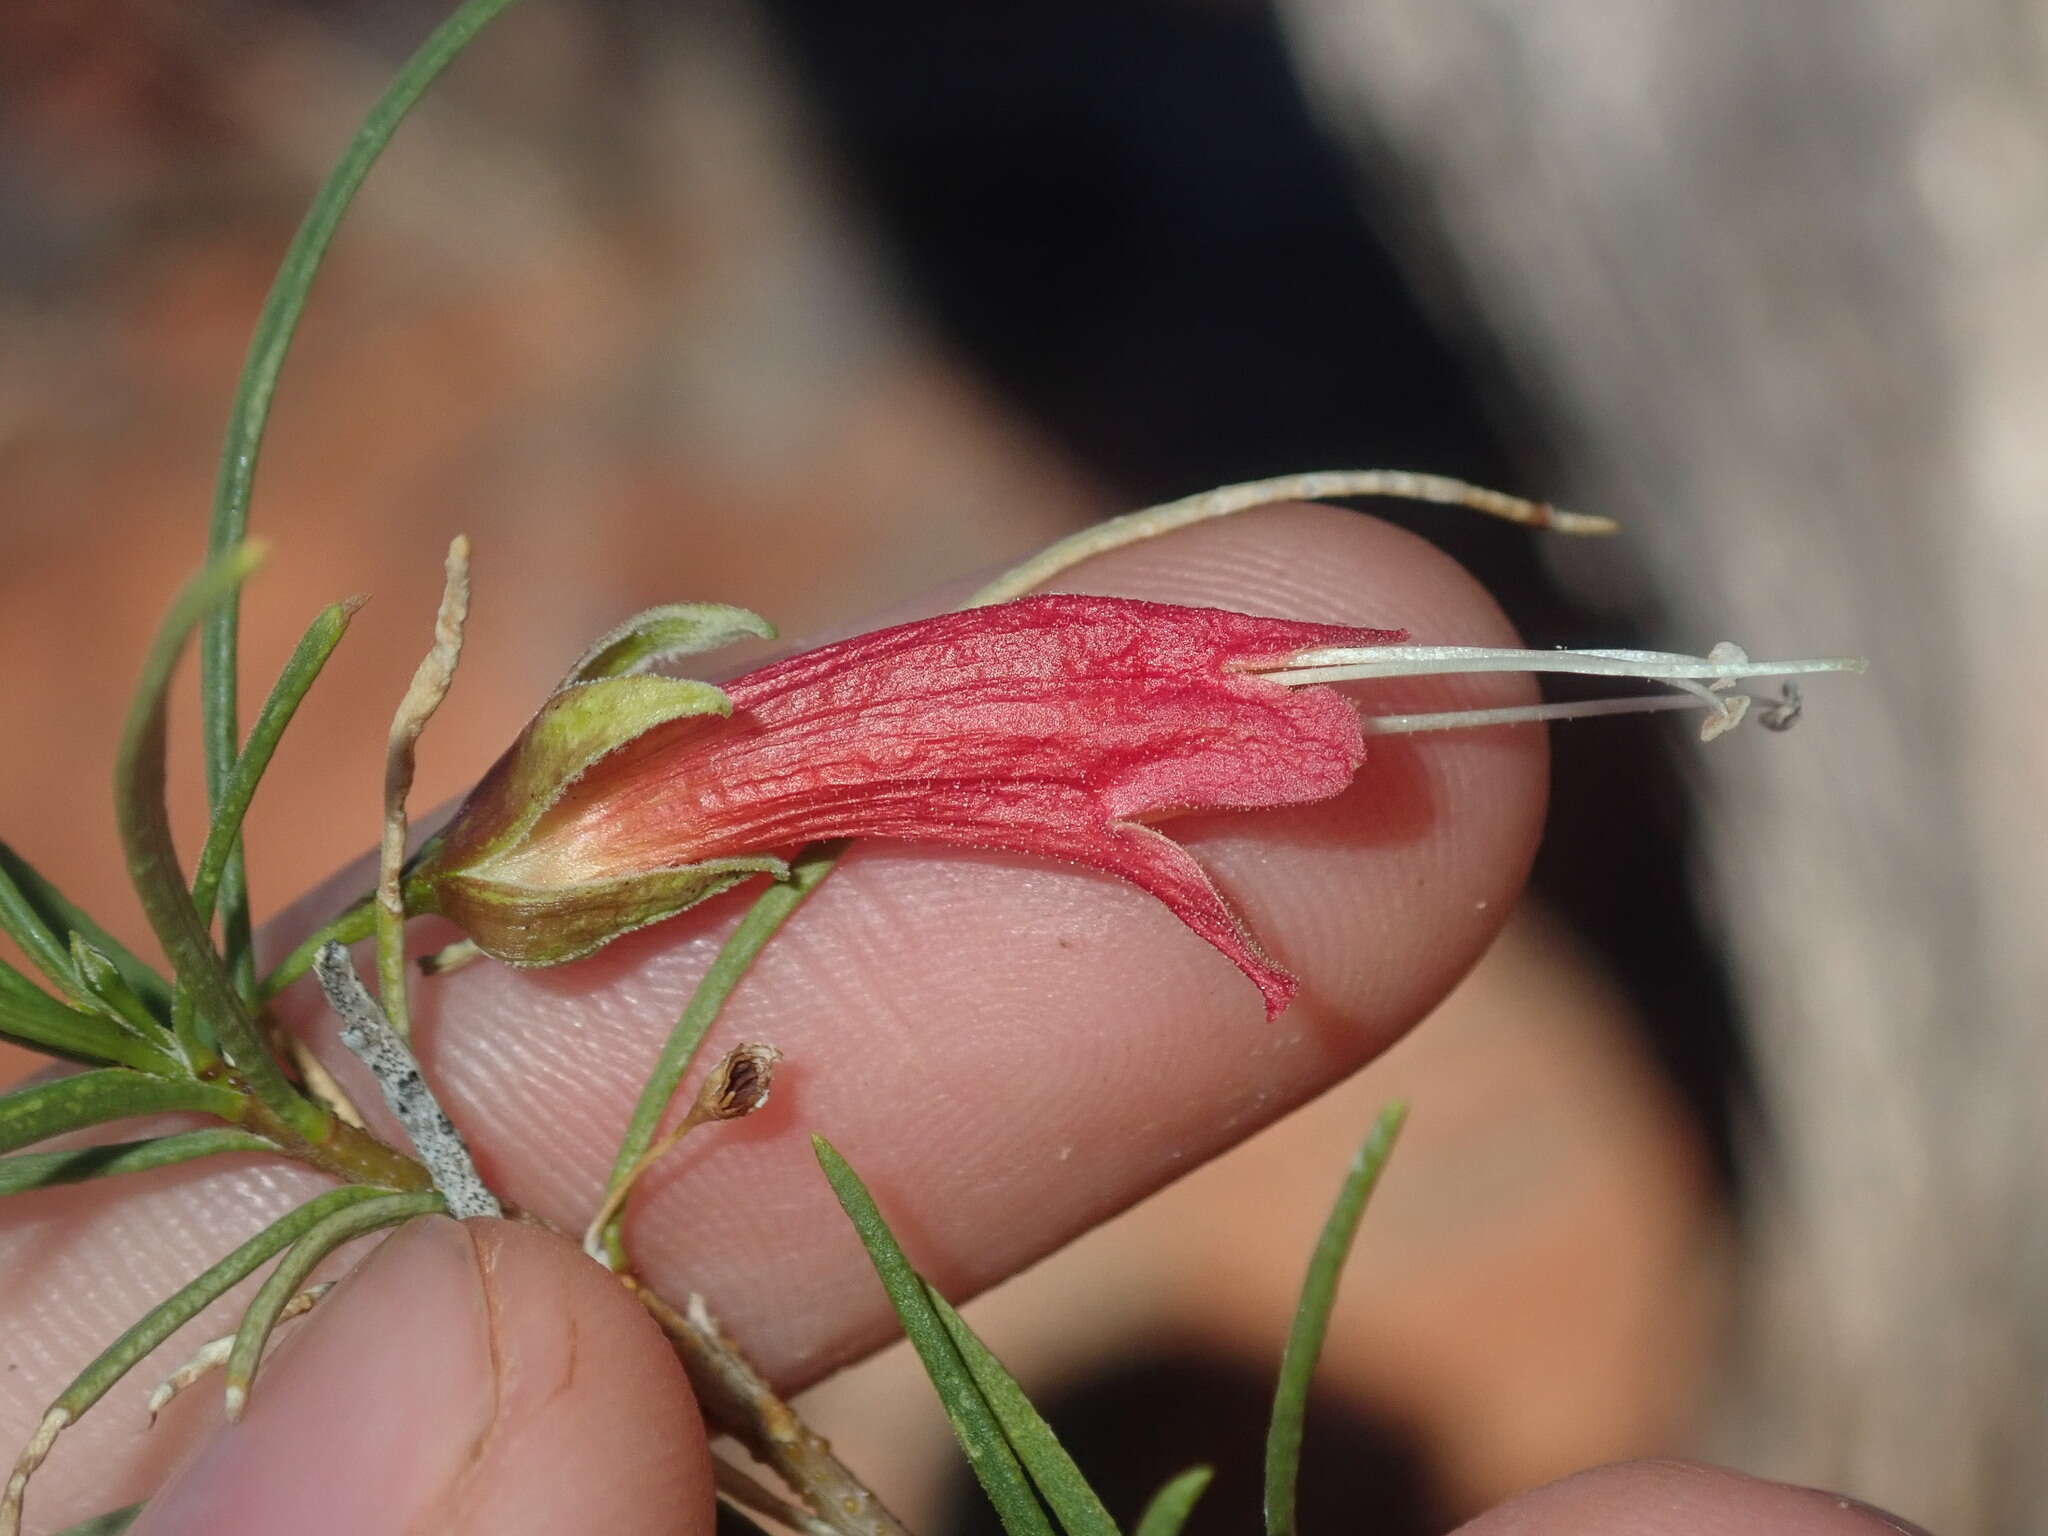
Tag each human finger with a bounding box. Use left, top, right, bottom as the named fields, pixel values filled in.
left=1452, top=1460, right=1933, bottom=1535
left=0, top=501, right=1546, bottom=1522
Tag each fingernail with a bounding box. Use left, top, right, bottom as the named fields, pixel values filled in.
left=132, top=1216, right=493, bottom=1536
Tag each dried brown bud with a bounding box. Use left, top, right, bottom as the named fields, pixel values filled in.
left=695, top=1043, right=781, bottom=1122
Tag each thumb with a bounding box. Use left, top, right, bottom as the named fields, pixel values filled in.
left=129, top=1217, right=714, bottom=1536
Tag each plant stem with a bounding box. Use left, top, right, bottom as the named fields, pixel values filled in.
left=240, top=1099, right=433, bottom=1193
left=968, top=469, right=1615, bottom=607
left=627, top=1280, right=912, bottom=1536
left=260, top=895, right=377, bottom=1001
left=596, top=842, right=843, bottom=1269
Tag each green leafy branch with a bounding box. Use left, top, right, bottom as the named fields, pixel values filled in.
left=0, top=5, right=531, bottom=1531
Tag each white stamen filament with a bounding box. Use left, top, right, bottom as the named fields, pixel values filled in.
left=1261, top=643, right=1866, bottom=689
left=1363, top=691, right=1748, bottom=738
left=1254, top=643, right=1862, bottom=743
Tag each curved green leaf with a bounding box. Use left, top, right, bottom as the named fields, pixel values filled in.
left=815, top=1135, right=1056, bottom=1536
left=223, top=1190, right=444, bottom=1416
left=428, top=855, right=785, bottom=971
left=1263, top=1102, right=1407, bottom=1536
left=0, top=1072, right=244, bottom=1158
left=52, top=1189, right=391, bottom=1414
left=0, top=1128, right=274, bottom=1197
left=14, top=1184, right=400, bottom=1524
left=1133, top=1468, right=1212, bottom=1536
left=116, top=548, right=320, bottom=1133
left=0, top=982, right=178, bottom=1076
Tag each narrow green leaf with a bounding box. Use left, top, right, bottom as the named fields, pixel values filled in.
left=52, top=1503, right=142, bottom=1535
left=0, top=850, right=89, bottom=1009
left=68, top=935, right=169, bottom=1043
left=814, top=1135, right=1056, bottom=1536
left=597, top=841, right=844, bottom=1268
left=190, top=599, right=361, bottom=932
left=0, top=979, right=180, bottom=1075
left=0, top=958, right=43, bottom=1003
left=0, top=1128, right=274, bottom=1197
left=201, top=0, right=528, bottom=1001
left=258, top=893, right=376, bottom=1002
left=1133, top=1467, right=1213, bottom=1536
left=0, top=841, right=172, bottom=1020
left=0, top=1071, right=244, bottom=1158
left=926, top=1285, right=1121, bottom=1536
left=116, top=547, right=323, bottom=1135
left=1263, top=1102, right=1407, bottom=1536
left=44, top=1185, right=392, bottom=1427
left=223, top=1190, right=443, bottom=1416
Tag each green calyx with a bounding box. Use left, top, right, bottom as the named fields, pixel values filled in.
left=436, top=674, right=737, bottom=875
left=424, top=856, right=788, bottom=967
left=409, top=638, right=790, bottom=967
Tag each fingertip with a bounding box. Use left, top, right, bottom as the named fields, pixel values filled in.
left=1453, top=1461, right=1933, bottom=1535
left=133, top=1217, right=711, bottom=1536
left=1063, top=501, right=1548, bottom=1053
left=428, top=1220, right=713, bottom=1536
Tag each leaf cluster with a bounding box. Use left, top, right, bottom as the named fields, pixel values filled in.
left=0, top=7, right=536, bottom=1530
left=814, top=1105, right=1408, bottom=1536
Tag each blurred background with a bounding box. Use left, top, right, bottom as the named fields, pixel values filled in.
left=3, top=2, right=2042, bottom=1532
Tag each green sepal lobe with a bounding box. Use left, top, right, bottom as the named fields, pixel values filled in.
left=563, top=602, right=776, bottom=685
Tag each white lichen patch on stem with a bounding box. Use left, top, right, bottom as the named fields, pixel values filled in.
left=315, top=942, right=500, bottom=1220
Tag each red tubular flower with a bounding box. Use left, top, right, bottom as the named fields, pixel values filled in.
left=414, top=594, right=1407, bottom=1018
